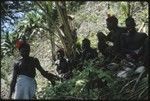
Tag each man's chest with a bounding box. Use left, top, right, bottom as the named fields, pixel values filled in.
left=18, top=59, right=35, bottom=69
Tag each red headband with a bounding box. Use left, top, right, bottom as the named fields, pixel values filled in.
left=15, top=39, right=24, bottom=49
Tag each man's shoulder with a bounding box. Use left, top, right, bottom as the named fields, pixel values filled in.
left=137, top=32, right=148, bottom=39
left=29, top=57, right=41, bottom=67
left=90, top=48, right=97, bottom=53
left=92, top=48, right=97, bottom=52
left=30, top=56, right=37, bottom=60
left=29, top=57, right=39, bottom=62
left=138, top=32, right=147, bottom=36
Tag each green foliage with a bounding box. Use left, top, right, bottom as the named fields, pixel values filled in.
left=67, top=1, right=85, bottom=13
left=35, top=58, right=148, bottom=100
left=1, top=55, right=15, bottom=87
left=1, top=32, right=19, bottom=58
left=36, top=60, right=115, bottom=99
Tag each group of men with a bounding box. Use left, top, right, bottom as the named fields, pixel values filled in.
left=55, top=15, right=149, bottom=79
left=99, top=16, right=148, bottom=65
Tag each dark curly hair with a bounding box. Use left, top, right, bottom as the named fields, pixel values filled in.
left=125, top=16, right=136, bottom=27
left=82, top=38, right=91, bottom=49
left=57, top=48, right=64, bottom=57
left=19, top=42, right=30, bottom=51
left=106, top=15, right=118, bottom=25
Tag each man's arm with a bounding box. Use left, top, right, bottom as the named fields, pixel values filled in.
left=34, top=58, right=60, bottom=83
left=9, top=63, right=18, bottom=99
left=106, top=32, right=112, bottom=41
left=55, top=60, right=62, bottom=74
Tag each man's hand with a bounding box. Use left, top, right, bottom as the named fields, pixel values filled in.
left=45, top=71, right=61, bottom=81
left=44, top=71, right=62, bottom=86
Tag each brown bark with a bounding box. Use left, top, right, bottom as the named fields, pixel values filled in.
left=55, top=1, right=75, bottom=58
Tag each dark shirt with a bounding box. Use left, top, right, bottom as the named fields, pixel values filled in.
left=121, top=32, right=147, bottom=53
left=107, top=27, right=127, bottom=41
left=9, top=56, right=59, bottom=98
left=56, top=58, right=69, bottom=74
left=120, top=31, right=148, bottom=61
left=107, top=27, right=127, bottom=53
left=81, top=47, right=98, bottom=62
left=14, top=57, right=40, bottom=78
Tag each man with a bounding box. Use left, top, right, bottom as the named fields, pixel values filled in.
left=81, top=38, right=98, bottom=62
left=97, top=15, right=127, bottom=60
left=68, top=43, right=82, bottom=70
left=120, top=16, right=148, bottom=61
left=75, top=38, right=98, bottom=71
left=9, top=39, right=60, bottom=99
left=55, top=49, right=72, bottom=80
left=55, top=49, right=69, bottom=74
left=97, top=31, right=108, bottom=57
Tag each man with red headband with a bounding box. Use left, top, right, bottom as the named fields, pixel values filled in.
left=9, top=39, right=60, bottom=99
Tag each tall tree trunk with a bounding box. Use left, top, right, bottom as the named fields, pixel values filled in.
left=37, top=1, right=56, bottom=63
left=49, top=30, right=56, bottom=63
left=55, top=1, right=75, bottom=58
left=36, top=1, right=75, bottom=59
left=47, top=2, right=56, bottom=63
left=127, top=2, right=131, bottom=17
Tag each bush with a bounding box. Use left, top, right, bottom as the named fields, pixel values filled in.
left=36, top=59, right=115, bottom=100
left=1, top=56, right=16, bottom=99
left=36, top=58, right=148, bottom=100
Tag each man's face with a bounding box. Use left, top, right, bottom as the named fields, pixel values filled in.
left=126, top=21, right=135, bottom=32
left=107, top=22, right=115, bottom=31
left=19, top=46, right=30, bottom=58
left=82, top=42, right=90, bottom=50
left=57, top=52, right=64, bottom=59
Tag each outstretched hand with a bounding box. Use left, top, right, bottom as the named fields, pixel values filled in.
left=48, top=72, right=61, bottom=80
left=44, top=71, right=61, bottom=81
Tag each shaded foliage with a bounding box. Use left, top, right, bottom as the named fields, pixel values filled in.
left=36, top=59, right=148, bottom=100
left=1, top=32, right=19, bottom=58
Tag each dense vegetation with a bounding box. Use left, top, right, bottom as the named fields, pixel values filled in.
left=1, top=1, right=149, bottom=100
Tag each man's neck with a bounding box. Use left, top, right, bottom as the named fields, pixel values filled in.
left=129, top=28, right=137, bottom=36
left=109, top=26, right=118, bottom=32
left=22, top=56, right=30, bottom=60
left=113, top=26, right=119, bottom=31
